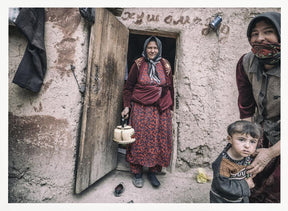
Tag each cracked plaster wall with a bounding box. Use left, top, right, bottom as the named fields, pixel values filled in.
left=8, top=8, right=89, bottom=202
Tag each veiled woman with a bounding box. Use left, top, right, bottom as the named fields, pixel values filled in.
left=236, top=12, right=281, bottom=202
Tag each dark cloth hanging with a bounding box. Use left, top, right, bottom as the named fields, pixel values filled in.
left=79, top=8, right=95, bottom=24
left=13, top=8, right=47, bottom=93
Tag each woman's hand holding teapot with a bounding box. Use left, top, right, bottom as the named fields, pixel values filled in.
left=121, top=107, right=130, bottom=119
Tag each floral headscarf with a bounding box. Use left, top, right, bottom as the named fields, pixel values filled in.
left=251, top=41, right=280, bottom=65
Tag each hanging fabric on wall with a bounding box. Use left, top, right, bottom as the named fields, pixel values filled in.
left=12, top=8, right=47, bottom=93
left=79, top=8, right=95, bottom=24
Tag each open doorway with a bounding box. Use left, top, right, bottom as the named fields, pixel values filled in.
left=116, top=31, right=178, bottom=172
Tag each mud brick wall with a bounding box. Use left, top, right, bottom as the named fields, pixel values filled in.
left=8, top=8, right=89, bottom=202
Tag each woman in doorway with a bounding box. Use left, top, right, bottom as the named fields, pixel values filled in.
left=236, top=12, right=280, bottom=202
left=121, top=36, right=174, bottom=188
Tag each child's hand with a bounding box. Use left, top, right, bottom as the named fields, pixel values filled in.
left=245, top=177, right=255, bottom=189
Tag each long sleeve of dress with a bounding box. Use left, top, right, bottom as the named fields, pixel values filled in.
left=236, top=54, right=256, bottom=119
left=122, top=63, right=138, bottom=108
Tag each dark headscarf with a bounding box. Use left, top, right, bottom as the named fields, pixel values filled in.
left=246, top=12, right=281, bottom=65
left=141, top=36, right=162, bottom=84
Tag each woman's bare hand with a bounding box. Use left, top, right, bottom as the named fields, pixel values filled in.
left=121, top=107, right=130, bottom=118
left=247, top=141, right=280, bottom=177
left=246, top=148, right=272, bottom=176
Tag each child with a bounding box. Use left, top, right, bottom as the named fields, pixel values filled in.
left=210, top=120, right=262, bottom=203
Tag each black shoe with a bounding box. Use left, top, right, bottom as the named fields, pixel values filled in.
left=114, top=183, right=124, bottom=197
left=147, top=172, right=160, bottom=187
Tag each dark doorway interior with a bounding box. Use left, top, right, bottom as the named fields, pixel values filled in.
left=127, top=33, right=176, bottom=75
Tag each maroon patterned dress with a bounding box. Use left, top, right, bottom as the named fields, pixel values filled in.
left=123, top=58, right=173, bottom=173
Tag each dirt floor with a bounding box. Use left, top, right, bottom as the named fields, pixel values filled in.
left=71, top=153, right=212, bottom=203
left=72, top=169, right=211, bottom=203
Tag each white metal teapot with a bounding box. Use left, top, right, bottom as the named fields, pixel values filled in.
left=113, top=118, right=135, bottom=144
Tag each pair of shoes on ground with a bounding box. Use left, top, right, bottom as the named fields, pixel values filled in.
left=132, top=172, right=160, bottom=188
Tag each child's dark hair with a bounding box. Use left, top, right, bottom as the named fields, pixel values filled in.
left=227, top=120, right=263, bottom=139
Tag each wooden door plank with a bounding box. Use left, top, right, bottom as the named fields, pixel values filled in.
left=75, top=8, right=129, bottom=194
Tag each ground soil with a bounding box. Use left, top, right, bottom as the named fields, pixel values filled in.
left=72, top=167, right=212, bottom=203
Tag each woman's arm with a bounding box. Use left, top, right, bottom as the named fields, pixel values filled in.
left=161, top=58, right=174, bottom=110
left=236, top=54, right=256, bottom=119
left=122, top=62, right=138, bottom=108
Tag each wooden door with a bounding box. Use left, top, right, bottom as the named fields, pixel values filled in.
left=75, top=8, right=129, bottom=194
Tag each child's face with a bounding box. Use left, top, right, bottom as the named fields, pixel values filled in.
left=227, top=133, right=258, bottom=160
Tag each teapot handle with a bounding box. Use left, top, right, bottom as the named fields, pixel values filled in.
left=121, top=118, right=126, bottom=128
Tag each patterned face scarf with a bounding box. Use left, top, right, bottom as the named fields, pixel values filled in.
left=251, top=41, right=281, bottom=65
